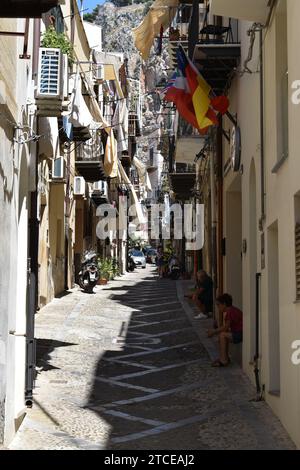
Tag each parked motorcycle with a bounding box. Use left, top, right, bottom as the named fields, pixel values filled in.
left=78, top=251, right=99, bottom=293
left=127, top=253, right=135, bottom=272
left=169, top=264, right=181, bottom=280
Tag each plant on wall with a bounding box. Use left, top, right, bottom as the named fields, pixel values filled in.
left=41, top=26, right=75, bottom=64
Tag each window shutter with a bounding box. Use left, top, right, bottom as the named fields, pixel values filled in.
left=295, top=224, right=300, bottom=299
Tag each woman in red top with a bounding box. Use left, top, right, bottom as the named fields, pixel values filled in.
left=207, top=293, right=243, bottom=367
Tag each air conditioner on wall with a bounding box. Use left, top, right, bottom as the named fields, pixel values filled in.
left=36, top=48, right=63, bottom=99
left=93, top=180, right=103, bottom=191
left=51, top=156, right=65, bottom=181
left=93, top=64, right=104, bottom=81
left=74, top=176, right=85, bottom=196
left=93, top=180, right=108, bottom=197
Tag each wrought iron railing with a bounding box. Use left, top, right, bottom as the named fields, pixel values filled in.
left=75, top=130, right=103, bottom=162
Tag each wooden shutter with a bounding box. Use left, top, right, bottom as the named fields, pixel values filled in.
left=295, top=224, right=300, bottom=299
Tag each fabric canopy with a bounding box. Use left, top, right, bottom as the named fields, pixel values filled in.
left=133, top=156, right=152, bottom=191
left=69, top=72, right=93, bottom=128
left=112, top=99, right=129, bottom=153
left=104, top=129, right=118, bottom=178
left=132, top=0, right=179, bottom=60
left=118, top=161, right=147, bottom=225
left=69, top=72, right=109, bottom=130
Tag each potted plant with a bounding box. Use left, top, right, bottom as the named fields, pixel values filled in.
left=41, top=26, right=75, bottom=65
left=97, top=258, right=110, bottom=285
left=111, top=258, right=120, bottom=279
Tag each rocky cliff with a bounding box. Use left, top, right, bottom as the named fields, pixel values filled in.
left=91, top=1, right=171, bottom=159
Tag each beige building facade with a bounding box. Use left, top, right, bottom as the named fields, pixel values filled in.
left=213, top=0, right=300, bottom=448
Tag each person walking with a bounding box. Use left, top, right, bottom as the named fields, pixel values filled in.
left=156, top=246, right=165, bottom=279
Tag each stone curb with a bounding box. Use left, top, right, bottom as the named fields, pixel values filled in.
left=175, top=279, right=219, bottom=362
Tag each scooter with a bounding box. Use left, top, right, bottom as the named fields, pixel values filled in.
left=169, top=264, right=181, bottom=280
left=78, top=251, right=99, bottom=293
left=127, top=253, right=135, bottom=272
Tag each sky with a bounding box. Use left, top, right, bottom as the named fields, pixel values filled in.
left=78, top=0, right=105, bottom=13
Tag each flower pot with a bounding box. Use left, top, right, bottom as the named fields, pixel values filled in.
left=98, top=279, right=108, bottom=285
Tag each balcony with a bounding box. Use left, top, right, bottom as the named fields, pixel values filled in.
left=194, top=2, right=240, bottom=94
left=128, top=113, right=141, bottom=138
left=169, top=159, right=196, bottom=201
left=168, top=2, right=207, bottom=68
left=169, top=171, right=196, bottom=201
left=0, top=0, right=60, bottom=17
left=193, top=29, right=241, bottom=94
left=169, top=2, right=241, bottom=94
left=175, top=117, right=206, bottom=165
left=75, top=130, right=106, bottom=183
left=210, top=0, right=271, bottom=25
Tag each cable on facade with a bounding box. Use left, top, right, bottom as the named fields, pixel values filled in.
left=238, top=23, right=264, bottom=76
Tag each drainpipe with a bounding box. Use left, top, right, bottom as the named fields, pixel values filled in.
left=210, top=140, right=217, bottom=320
left=259, top=28, right=265, bottom=228
left=254, top=272, right=263, bottom=401
left=217, top=120, right=223, bottom=296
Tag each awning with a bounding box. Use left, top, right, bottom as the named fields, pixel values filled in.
left=118, top=161, right=147, bottom=225
left=81, top=75, right=109, bottom=129
left=104, top=65, right=124, bottom=99
left=104, top=129, right=118, bottom=178
left=210, top=0, right=270, bottom=24
left=38, top=117, right=59, bottom=158
left=69, top=73, right=93, bottom=129
left=133, top=0, right=179, bottom=60
left=133, top=156, right=152, bottom=191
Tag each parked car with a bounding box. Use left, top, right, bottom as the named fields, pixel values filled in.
left=130, top=249, right=146, bottom=268
left=146, top=248, right=157, bottom=264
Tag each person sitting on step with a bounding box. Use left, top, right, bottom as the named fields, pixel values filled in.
left=207, top=293, right=243, bottom=367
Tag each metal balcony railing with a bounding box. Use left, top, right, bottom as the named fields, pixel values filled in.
left=75, top=130, right=103, bottom=162
left=177, top=117, right=201, bottom=139
left=175, top=162, right=196, bottom=174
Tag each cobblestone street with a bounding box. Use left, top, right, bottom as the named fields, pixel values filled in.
left=10, top=267, right=295, bottom=450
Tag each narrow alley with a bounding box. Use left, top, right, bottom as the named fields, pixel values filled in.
left=10, top=267, right=294, bottom=450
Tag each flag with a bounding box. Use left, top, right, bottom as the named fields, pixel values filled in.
left=177, top=46, right=229, bottom=131
left=163, top=47, right=229, bottom=134
left=132, top=0, right=179, bottom=61
left=161, top=71, right=177, bottom=95
left=163, top=71, right=200, bottom=131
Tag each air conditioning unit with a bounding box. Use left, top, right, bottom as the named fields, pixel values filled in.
left=93, top=180, right=108, bottom=197
left=36, top=48, right=63, bottom=99
left=52, top=156, right=65, bottom=181
left=93, top=180, right=103, bottom=191
left=74, top=176, right=85, bottom=196
left=93, top=64, right=104, bottom=81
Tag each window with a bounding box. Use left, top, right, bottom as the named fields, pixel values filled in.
left=294, top=193, right=300, bottom=300
left=56, top=219, right=62, bottom=260
left=295, top=224, right=300, bottom=300
left=149, top=147, right=154, bottom=167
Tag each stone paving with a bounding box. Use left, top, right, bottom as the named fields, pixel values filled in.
left=9, top=266, right=295, bottom=450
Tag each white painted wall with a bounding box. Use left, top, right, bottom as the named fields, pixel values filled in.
left=0, top=18, right=35, bottom=445
left=222, top=1, right=300, bottom=447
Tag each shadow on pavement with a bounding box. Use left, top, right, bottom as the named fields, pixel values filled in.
left=36, top=338, right=78, bottom=371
